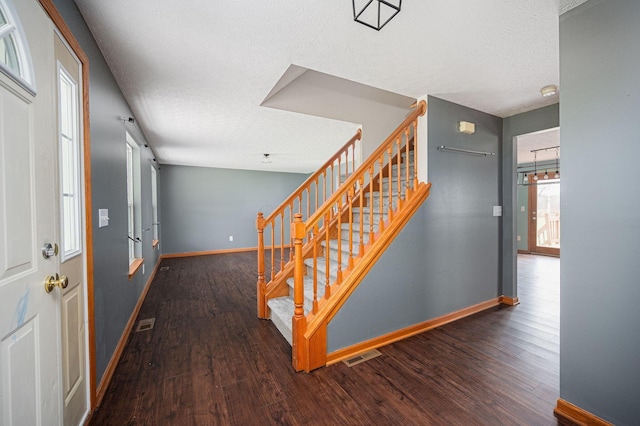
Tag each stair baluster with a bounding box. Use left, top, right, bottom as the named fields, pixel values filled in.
left=256, top=130, right=362, bottom=319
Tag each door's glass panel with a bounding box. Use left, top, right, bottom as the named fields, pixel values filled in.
left=58, top=68, right=81, bottom=259
left=0, top=0, right=35, bottom=93
left=0, top=34, right=20, bottom=74
left=536, top=180, right=560, bottom=249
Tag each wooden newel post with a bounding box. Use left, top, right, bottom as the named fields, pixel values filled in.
left=291, top=213, right=308, bottom=371
left=256, top=212, right=267, bottom=319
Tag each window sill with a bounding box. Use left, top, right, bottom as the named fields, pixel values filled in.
left=128, top=258, right=144, bottom=280
left=152, top=239, right=159, bottom=248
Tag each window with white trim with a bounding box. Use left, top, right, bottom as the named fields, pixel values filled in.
left=0, top=0, right=35, bottom=93
left=126, top=132, right=141, bottom=265
left=151, top=165, right=159, bottom=243
left=58, top=64, right=81, bottom=260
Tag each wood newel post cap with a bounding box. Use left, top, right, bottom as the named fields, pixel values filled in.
left=291, top=213, right=305, bottom=239
left=356, top=128, right=362, bottom=139
left=417, top=100, right=427, bottom=116
left=256, top=212, right=265, bottom=229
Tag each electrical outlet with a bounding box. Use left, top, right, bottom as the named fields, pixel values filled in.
left=517, top=235, right=521, bottom=241
left=521, top=206, right=525, bottom=212
left=229, top=236, right=233, bottom=242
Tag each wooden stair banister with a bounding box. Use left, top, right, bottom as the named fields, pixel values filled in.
left=291, top=100, right=428, bottom=371
left=257, top=130, right=362, bottom=318
left=303, top=101, right=426, bottom=231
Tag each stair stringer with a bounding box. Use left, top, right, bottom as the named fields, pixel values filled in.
left=294, top=181, right=432, bottom=372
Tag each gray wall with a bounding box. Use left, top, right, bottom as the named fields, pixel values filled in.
left=52, top=0, right=161, bottom=384
left=502, top=104, right=559, bottom=297
left=160, top=165, right=307, bottom=254
left=560, top=0, right=640, bottom=424
left=329, top=96, right=502, bottom=351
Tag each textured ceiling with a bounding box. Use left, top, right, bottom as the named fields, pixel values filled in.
left=73, top=0, right=579, bottom=173
left=517, top=128, right=560, bottom=165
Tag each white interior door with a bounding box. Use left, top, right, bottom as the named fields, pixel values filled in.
left=0, top=0, right=83, bottom=424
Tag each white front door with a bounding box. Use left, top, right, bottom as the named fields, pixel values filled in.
left=0, top=0, right=86, bottom=424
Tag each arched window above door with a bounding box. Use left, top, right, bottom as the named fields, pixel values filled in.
left=0, top=0, right=35, bottom=94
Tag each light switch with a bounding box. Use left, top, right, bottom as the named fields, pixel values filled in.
left=98, top=209, right=109, bottom=228
left=493, top=206, right=502, bottom=217
left=521, top=206, right=525, bottom=212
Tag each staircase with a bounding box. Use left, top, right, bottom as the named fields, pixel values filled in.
left=256, top=101, right=430, bottom=371
left=267, top=156, right=415, bottom=343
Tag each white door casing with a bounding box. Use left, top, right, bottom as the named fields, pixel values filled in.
left=54, top=31, right=87, bottom=426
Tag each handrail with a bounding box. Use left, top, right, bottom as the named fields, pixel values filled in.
left=305, top=101, right=426, bottom=231
left=264, top=129, right=362, bottom=224
left=257, top=129, right=362, bottom=318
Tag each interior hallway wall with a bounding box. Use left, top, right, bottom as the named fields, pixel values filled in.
left=559, top=0, right=640, bottom=423
left=52, top=0, right=161, bottom=384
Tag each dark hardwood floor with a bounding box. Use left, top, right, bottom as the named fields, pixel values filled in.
left=90, top=253, right=559, bottom=425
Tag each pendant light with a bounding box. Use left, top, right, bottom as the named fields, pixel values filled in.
left=353, top=0, right=402, bottom=31
left=554, top=147, right=560, bottom=179
left=533, top=152, right=539, bottom=181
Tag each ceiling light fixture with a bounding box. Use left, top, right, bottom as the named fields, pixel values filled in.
left=540, top=84, right=558, bottom=97
left=353, top=0, right=402, bottom=31
left=262, top=153, right=272, bottom=164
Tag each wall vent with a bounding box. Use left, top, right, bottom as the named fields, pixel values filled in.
left=135, top=318, right=156, bottom=332
left=342, top=349, right=382, bottom=367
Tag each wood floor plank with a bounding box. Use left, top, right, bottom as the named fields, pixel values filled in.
left=89, top=253, right=560, bottom=425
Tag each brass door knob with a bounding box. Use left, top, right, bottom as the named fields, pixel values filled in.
left=44, top=274, right=69, bottom=293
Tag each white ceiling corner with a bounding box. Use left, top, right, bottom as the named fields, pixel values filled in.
left=73, top=0, right=566, bottom=173
left=559, top=0, right=590, bottom=15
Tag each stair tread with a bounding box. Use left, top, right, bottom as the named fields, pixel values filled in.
left=285, top=275, right=327, bottom=300
left=341, top=223, right=379, bottom=233
left=321, top=239, right=352, bottom=254
left=267, top=296, right=293, bottom=344
left=304, top=256, right=348, bottom=272
left=364, top=191, right=403, bottom=198
left=352, top=205, right=388, bottom=211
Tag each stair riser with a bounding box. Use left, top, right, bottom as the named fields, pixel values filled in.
left=390, top=164, right=414, bottom=172
left=380, top=181, right=413, bottom=192
left=303, top=268, right=337, bottom=289
left=285, top=278, right=326, bottom=314
left=340, top=232, right=371, bottom=245
left=352, top=212, right=387, bottom=225
left=367, top=197, right=400, bottom=209
left=325, top=246, right=355, bottom=265
left=287, top=288, right=318, bottom=313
